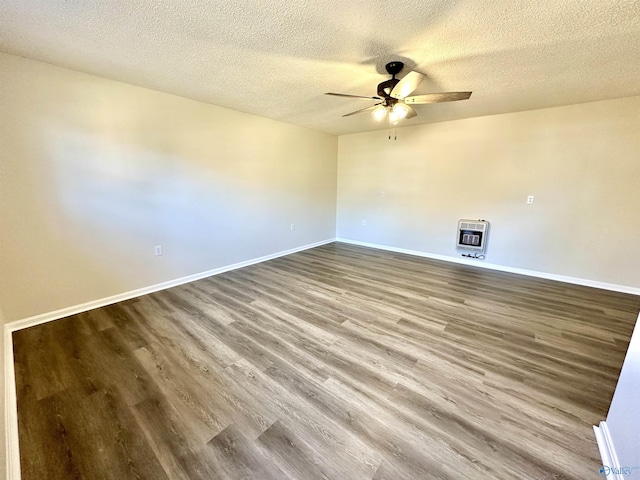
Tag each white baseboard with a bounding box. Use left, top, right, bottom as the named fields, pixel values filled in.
left=3, top=237, right=335, bottom=480
left=5, top=238, right=335, bottom=334
left=5, top=327, right=20, bottom=480
left=593, top=421, right=624, bottom=480
left=336, top=238, right=640, bottom=296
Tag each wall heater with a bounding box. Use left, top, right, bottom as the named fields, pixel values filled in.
left=457, top=219, right=490, bottom=253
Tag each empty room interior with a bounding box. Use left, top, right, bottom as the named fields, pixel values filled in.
left=1, top=1, right=640, bottom=479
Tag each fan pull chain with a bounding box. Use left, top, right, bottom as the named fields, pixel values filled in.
left=388, top=127, right=397, bottom=141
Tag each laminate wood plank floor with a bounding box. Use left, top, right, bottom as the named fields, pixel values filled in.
left=14, top=243, right=640, bottom=480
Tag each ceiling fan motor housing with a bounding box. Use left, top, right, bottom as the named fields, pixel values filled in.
left=378, top=61, right=404, bottom=100
left=385, top=61, right=404, bottom=76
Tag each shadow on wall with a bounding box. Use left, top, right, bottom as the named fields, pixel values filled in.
left=41, top=122, right=316, bottom=267
left=1, top=115, right=323, bottom=322
left=0, top=51, right=338, bottom=322
left=44, top=126, right=246, bottom=274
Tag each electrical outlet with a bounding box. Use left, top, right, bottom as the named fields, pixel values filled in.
left=154, top=245, right=163, bottom=256
left=361, top=220, right=367, bottom=226
left=290, top=223, right=295, bottom=231
left=527, top=195, right=535, bottom=205
left=380, top=191, right=385, bottom=199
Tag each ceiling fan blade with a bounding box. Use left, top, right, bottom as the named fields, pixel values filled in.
left=404, top=92, right=472, bottom=104
left=404, top=104, right=417, bottom=119
left=342, top=103, right=382, bottom=117
left=326, top=92, right=382, bottom=100
left=390, top=71, right=425, bottom=99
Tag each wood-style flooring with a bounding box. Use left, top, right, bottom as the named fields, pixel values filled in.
left=13, top=243, right=640, bottom=480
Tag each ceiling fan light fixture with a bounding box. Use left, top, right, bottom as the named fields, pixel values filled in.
left=388, top=109, right=400, bottom=124
left=372, top=104, right=387, bottom=121
left=392, top=103, right=410, bottom=120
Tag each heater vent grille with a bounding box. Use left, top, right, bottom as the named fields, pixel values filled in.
left=457, top=219, right=489, bottom=253
left=461, top=222, right=483, bottom=230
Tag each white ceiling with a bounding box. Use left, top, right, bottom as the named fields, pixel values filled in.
left=1, top=0, right=639, bottom=135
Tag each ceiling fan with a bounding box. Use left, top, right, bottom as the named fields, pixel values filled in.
left=326, top=61, right=472, bottom=124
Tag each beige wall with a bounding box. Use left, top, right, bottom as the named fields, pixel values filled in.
left=0, top=52, right=338, bottom=322
left=337, top=96, right=640, bottom=288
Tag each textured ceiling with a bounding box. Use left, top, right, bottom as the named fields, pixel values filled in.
left=1, top=0, right=639, bottom=135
